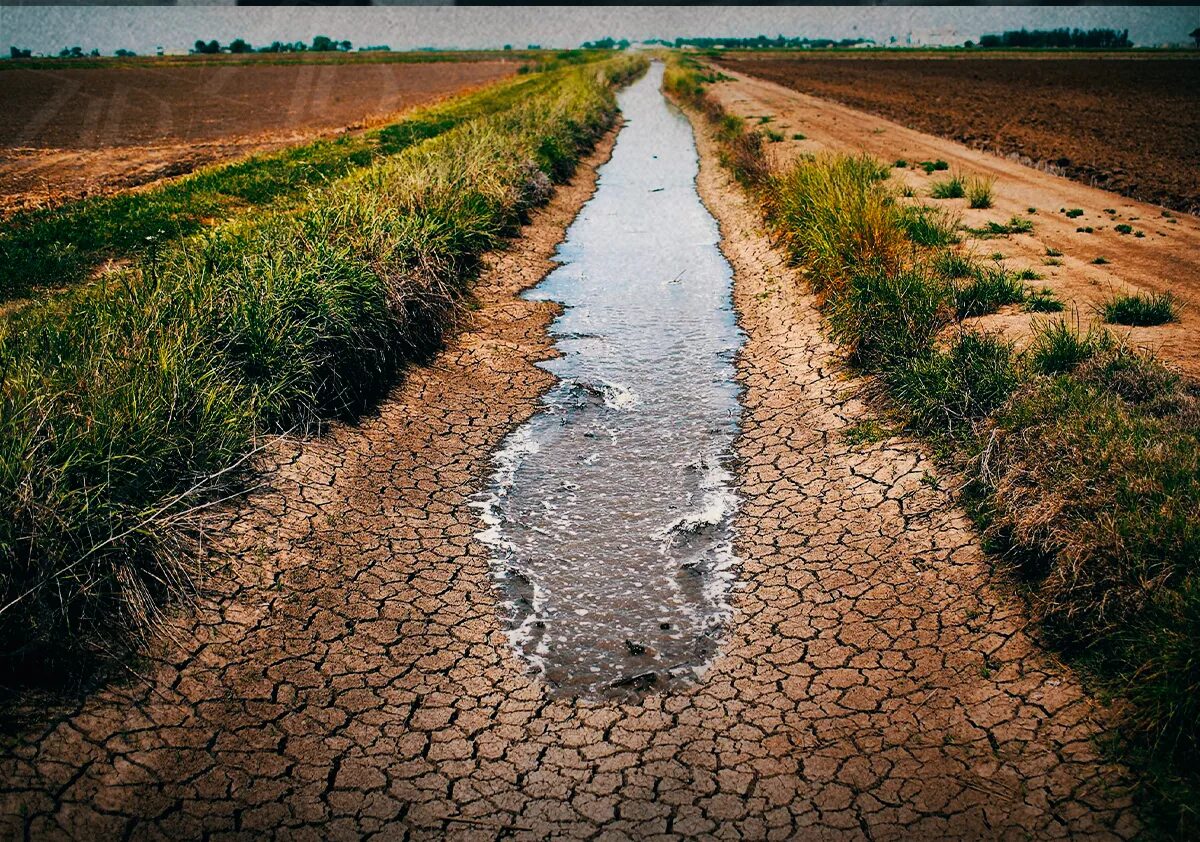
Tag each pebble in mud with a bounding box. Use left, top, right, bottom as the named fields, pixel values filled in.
left=0, top=90, right=1138, bottom=840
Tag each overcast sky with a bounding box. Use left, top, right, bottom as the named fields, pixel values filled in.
left=3, top=5, right=1197, bottom=55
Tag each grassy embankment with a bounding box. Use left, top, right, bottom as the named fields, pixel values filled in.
left=0, top=55, right=647, bottom=685
left=0, top=51, right=606, bottom=305
left=666, top=58, right=1199, bottom=837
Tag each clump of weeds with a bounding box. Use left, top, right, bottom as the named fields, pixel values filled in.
left=930, top=174, right=966, bottom=200
left=1100, top=292, right=1180, bottom=326
left=965, top=216, right=1034, bottom=238
left=1025, top=287, right=1064, bottom=313
left=954, top=265, right=1026, bottom=318
left=900, top=205, right=960, bottom=247
left=967, top=176, right=995, bottom=209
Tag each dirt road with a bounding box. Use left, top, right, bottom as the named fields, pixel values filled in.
left=0, top=98, right=1136, bottom=838
left=0, top=60, right=515, bottom=213
left=707, top=69, right=1200, bottom=378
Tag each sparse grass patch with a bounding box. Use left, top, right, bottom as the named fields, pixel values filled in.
left=1092, top=256, right=1110, bottom=265
left=930, top=174, right=966, bottom=200
left=888, top=330, right=1019, bottom=439
left=768, top=153, right=900, bottom=292
left=1027, top=320, right=1110, bottom=374
left=967, top=176, right=995, bottom=209
left=763, top=128, right=785, bottom=143
left=1065, top=208, right=1085, bottom=219
left=1115, top=223, right=1133, bottom=235
left=965, top=216, right=1034, bottom=238
left=826, top=264, right=951, bottom=370
left=1025, top=287, right=1065, bottom=313
left=919, top=159, right=950, bottom=174
left=954, top=265, right=1026, bottom=318
left=900, top=205, right=959, bottom=247
left=933, top=249, right=974, bottom=279
left=1100, top=292, right=1180, bottom=327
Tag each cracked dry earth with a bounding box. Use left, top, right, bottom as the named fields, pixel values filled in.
left=0, top=102, right=1140, bottom=840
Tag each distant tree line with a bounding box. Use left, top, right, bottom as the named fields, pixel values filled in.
left=977, top=28, right=1132, bottom=49
left=10, top=45, right=137, bottom=58
left=192, top=35, right=353, bottom=55
left=581, top=37, right=630, bottom=50
left=669, top=35, right=871, bottom=50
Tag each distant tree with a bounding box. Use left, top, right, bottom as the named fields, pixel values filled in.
left=89, top=49, right=100, bottom=57
left=9, top=46, right=32, bottom=59
left=59, top=46, right=84, bottom=58
left=1191, top=27, right=1200, bottom=47
left=193, top=39, right=221, bottom=54
left=228, top=38, right=252, bottom=54
left=503, top=44, right=512, bottom=51
left=115, top=48, right=136, bottom=57
left=311, top=35, right=338, bottom=52
left=977, top=27, right=1132, bottom=49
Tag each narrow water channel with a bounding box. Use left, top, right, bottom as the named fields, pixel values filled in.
left=476, top=63, right=744, bottom=697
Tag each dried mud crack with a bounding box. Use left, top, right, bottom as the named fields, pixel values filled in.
left=0, top=101, right=1139, bottom=840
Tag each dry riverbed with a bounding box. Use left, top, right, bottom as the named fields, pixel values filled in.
left=0, top=91, right=1138, bottom=838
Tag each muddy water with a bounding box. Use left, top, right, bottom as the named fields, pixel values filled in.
left=476, top=64, right=744, bottom=697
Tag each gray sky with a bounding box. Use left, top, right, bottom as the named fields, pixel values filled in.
left=3, top=5, right=1197, bottom=55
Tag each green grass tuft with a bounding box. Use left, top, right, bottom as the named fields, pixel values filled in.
left=930, top=175, right=966, bottom=200
left=1101, top=292, right=1181, bottom=327
left=1025, top=287, right=1065, bottom=313
left=966, top=176, right=995, bottom=209
left=900, top=205, right=960, bottom=247
left=954, top=265, right=1026, bottom=318
left=965, top=216, right=1034, bottom=238
left=888, top=331, right=1019, bottom=439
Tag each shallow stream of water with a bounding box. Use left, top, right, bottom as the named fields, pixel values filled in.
left=476, top=64, right=744, bottom=697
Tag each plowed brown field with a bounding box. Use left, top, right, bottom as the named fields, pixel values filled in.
left=0, top=59, right=516, bottom=212
left=717, top=55, right=1200, bottom=213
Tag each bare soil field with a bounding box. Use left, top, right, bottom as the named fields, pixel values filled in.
left=0, top=60, right=516, bottom=212
left=717, top=55, right=1200, bottom=214
left=705, top=68, right=1200, bottom=378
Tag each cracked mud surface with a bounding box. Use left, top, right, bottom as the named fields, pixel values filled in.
left=0, top=104, right=1138, bottom=839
